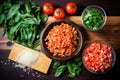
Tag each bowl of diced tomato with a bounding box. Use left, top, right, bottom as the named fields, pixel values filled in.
left=82, top=40, right=116, bottom=74
left=40, top=20, right=83, bottom=61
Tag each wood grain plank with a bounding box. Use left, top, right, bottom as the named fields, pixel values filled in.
left=47, top=16, right=120, bottom=50
left=47, top=16, right=120, bottom=26
left=0, top=16, right=120, bottom=50
left=0, top=27, right=13, bottom=50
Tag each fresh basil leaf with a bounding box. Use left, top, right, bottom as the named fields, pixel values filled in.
left=3, top=0, right=11, bottom=10
left=8, top=22, right=21, bottom=40
left=23, top=28, right=28, bottom=40
left=67, top=62, right=76, bottom=78
left=20, top=41, right=29, bottom=47
left=30, top=2, right=38, bottom=8
left=55, top=65, right=66, bottom=77
left=73, top=56, right=81, bottom=62
left=20, top=28, right=24, bottom=41
left=0, top=5, right=3, bottom=14
left=73, top=57, right=82, bottom=67
left=25, top=2, right=31, bottom=13
left=0, top=14, right=6, bottom=25
left=68, top=72, right=75, bottom=78
left=17, top=12, right=33, bottom=18
left=76, top=67, right=81, bottom=76
left=76, top=60, right=82, bottom=67
left=30, top=26, right=36, bottom=44
left=6, top=3, right=21, bottom=20
left=32, top=40, right=40, bottom=48
left=14, top=14, right=21, bottom=23
left=52, top=61, right=61, bottom=68
left=23, top=18, right=39, bottom=24
left=8, top=17, right=15, bottom=26
left=26, top=27, right=32, bottom=40
left=36, top=12, right=41, bottom=23
left=41, top=13, right=48, bottom=23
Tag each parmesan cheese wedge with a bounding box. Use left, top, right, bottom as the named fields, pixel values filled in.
left=8, top=43, right=52, bottom=74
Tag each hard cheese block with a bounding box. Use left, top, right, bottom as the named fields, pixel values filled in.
left=8, top=43, right=52, bottom=74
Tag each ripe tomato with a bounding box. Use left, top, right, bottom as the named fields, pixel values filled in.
left=66, top=2, right=77, bottom=15
left=42, top=2, right=54, bottom=15
left=53, top=8, right=65, bottom=19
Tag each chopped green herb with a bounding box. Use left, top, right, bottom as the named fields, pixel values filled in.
left=82, top=8, right=104, bottom=31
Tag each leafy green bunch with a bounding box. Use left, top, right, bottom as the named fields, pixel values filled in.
left=0, top=0, right=48, bottom=49
left=52, top=56, right=82, bottom=78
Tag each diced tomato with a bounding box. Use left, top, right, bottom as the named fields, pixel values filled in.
left=45, top=23, right=78, bottom=57
left=83, top=42, right=113, bottom=73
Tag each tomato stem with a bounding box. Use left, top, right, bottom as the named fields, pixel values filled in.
left=48, top=5, right=52, bottom=8
left=72, top=6, right=75, bottom=9
left=56, top=10, right=60, bottom=14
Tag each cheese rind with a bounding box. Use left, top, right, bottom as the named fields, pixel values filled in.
left=8, top=43, right=52, bottom=74
left=32, top=53, right=52, bottom=74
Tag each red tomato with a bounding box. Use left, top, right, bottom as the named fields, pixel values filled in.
left=66, top=2, right=77, bottom=15
left=42, top=2, right=54, bottom=15
left=53, top=8, right=65, bottom=19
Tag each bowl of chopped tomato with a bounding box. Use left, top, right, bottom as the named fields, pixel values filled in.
left=40, top=20, right=83, bottom=61
left=82, top=40, right=116, bottom=74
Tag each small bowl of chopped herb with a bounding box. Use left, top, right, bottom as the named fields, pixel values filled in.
left=81, top=5, right=107, bottom=31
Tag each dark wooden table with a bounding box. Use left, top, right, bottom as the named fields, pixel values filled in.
left=30, top=0, right=120, bottom=16
left=0, top=0, right=120, bottom=80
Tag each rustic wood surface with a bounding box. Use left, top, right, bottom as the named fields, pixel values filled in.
left=0, top=16, right=120, bottom=80
left=0, top=0, right=120, bottom=79
left=1, top=16, right=120, bottom=50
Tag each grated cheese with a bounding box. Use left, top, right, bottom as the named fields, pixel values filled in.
left=17, top=50, right=39, bottom=67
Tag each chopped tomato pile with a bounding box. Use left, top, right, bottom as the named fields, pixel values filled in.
left=83, top=42, right=113, bottom=72
left=45, top=23, right=78, bottom=57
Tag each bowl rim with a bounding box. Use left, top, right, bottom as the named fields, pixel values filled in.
left=81, top=5, right=107, bottom=31
left=40, top=20, right=83, bottom=61
left=82, top=40, right=116, bottom=74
